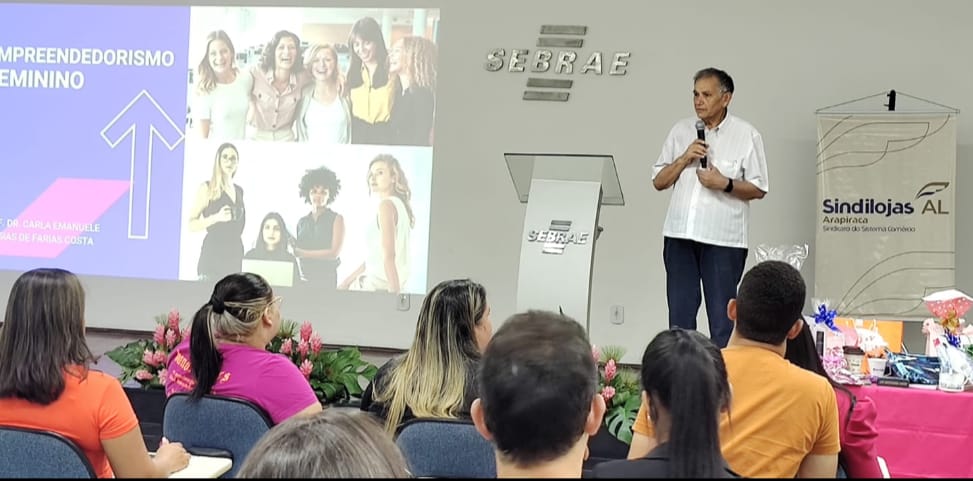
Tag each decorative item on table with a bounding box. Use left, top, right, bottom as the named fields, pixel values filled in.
left=931, top=336, right=973, bottom=393
left=922, top=289, right=973, bottom=350
left=886, top=351, right=940, bottom=386
left=753, top=243, right=809, bottom=271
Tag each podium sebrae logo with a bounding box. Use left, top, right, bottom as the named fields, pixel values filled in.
left=527, top=220, right=590, bottom=255
left=484, top=24, right=630, bottom=102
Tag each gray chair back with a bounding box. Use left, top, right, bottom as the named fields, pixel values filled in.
left=395, top=418, right=496, bottom=478
left=0, top=425, right=96, bottom=478
left=162, top=393, right=273, bottom=478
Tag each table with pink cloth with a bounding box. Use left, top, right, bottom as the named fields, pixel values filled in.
left=848, top=384, right=973, bottom=478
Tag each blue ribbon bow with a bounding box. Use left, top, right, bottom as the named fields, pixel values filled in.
left=945, top=330, right=962, bottom=348
left=814, top=304, right=840, bottom=333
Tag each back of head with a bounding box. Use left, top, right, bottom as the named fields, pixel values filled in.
left=478, top=310, right=596, bottom=467
left=0, top=268, right=93, bottom=405
left=734, top=260, right=806, bottom=344
left=189, top=272, right=274, bottom=399
left=381, top=278, right=487, bottom=431
left=641, top=328, right=730, bottom=478
left=237, top=410, right=410, bottom=478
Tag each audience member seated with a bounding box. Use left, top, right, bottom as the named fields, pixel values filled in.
left=593, top=328, right=737, bottom=478
left=361, top=278, right=492, bottom=432
left=471, top=310, right=605, bottom=478
left=0, top=268, right=190, bottom=478
left=786, top=322, right=882, bottom=478
left=628, top=261, right=841, bottom=478
left=165, top=272, right=321, bottom=424
left=237, top=409, right=411, bottom=478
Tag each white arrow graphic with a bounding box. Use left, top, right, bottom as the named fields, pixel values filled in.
left=100, top=90, right=184, bottom=240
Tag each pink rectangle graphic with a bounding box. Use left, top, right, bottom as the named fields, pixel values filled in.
left=0, top=178, right=130, bottom=258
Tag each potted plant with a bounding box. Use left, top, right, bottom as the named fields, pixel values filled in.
left=104, top=309, right=187, bottom=451
left=267, top=320, right=379, bottom=406
left=587, top=345, right=641, bottom=462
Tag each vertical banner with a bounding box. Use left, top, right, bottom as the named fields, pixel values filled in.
left=815, top=113, right=957, bottom=318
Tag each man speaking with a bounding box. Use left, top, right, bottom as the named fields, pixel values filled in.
left=651, top=67, right=769, bottom=347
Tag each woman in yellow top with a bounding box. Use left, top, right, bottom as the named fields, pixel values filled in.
left=346, top=17, right=393, bottom=145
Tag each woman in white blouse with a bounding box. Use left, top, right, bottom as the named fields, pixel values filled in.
left=192, top=30, right=252, bottom=140
left=294, top=44, right=351, bottom=143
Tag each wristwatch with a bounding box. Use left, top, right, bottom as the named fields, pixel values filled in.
left=724, top=178, right=734, bottom=193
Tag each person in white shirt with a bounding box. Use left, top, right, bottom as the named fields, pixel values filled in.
left=192, top=30, right=252, bottom=140
left=651, top=67, right=769, bottom=348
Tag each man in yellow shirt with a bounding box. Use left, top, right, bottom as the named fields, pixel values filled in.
left=629, top=261, right=840, bottom=478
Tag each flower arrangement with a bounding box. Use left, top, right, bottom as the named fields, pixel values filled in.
left=593, top=345, right=641, bottom=445
left=105, top=309, right=187, bottom=389
left=267, top=320, right=379, bottom=405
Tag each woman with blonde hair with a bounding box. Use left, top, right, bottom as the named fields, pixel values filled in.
left=237, top=410, right=410, bottom=478
left=192, top=30, right=252, bottom=140
left=165, top=272, right=321, bottom=424
left=294, top=44, right=351, bottom=143
left=339, top=154, right=414, bottom=293
left=360, top=279, right=492, bottom=432
left=0, top=268, right=190, bottom=478
left=388, top=35, right=437, bottom=146
left=186, top=142, right=246, bottom=281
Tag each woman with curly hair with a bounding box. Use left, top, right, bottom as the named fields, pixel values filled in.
left=388, top=35, right=437, bottom=146
left=294, top=166, right=345, bottom=288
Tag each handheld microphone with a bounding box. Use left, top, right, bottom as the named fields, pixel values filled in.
left=695, top=120, right=707, bottom=168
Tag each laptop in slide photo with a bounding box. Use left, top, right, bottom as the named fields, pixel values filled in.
left=241, top=259, right=294, bottom=287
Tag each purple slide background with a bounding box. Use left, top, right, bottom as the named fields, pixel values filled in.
left=0, top=4, right=190, bottom=280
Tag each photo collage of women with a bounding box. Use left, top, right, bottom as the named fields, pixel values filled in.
left=178, top=7, right=439, bottom=295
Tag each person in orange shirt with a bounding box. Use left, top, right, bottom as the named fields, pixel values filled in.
left=628, top=261, right=840, bottom=478
left=0, top=268, right=189, bottom=478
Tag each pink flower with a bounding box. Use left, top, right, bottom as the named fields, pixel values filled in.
left=299, top=359, right=313, bottom=379
left=158, top=369, right=168, bottom=385
left=167, top=308, right=180, bottom=330
left=135, top=369, right=154, bottom=381
left=153, top=351, right=167, bottom=366
left=604, top=359, right=617, bottom=383
left=165, top=329, right=177, bottom=349
left=180, top=327, right=190, bottom=341
left=281, top=339, right=293, bottom=356
left=310, top=333, right=323, bottom=354
left=591, top=345, right=601, bottom=362
left=298, top=340, right=309, bottom=359
left=142, top=349, right=158, bottom=368
left=153, top=324, right=166, bottom=345
left=300, top=321, right=313, bottom=342
left=601, top=386, right=616, bottom=402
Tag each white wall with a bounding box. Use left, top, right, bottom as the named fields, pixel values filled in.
left=3, top=0, right=971, bottom=363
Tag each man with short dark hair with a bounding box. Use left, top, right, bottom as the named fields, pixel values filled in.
left=628, top=261, right=840, bottom=478
left=652, top=67, right=769, bottom=348
left=471, top=310, right=605, bottom=478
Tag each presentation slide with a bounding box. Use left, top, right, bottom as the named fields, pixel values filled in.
left=0, top=4, right=439, bottom=295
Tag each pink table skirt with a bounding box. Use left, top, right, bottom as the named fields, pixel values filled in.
left=849, top=384, right=973, bottom=478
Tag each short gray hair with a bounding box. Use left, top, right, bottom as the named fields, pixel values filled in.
left=693, top=67, right=734, bottom=94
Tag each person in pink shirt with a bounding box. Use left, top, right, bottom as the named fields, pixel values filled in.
left=785, top=323, right=883, bottom=478
left=166, top=272, right=321, bottom=424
